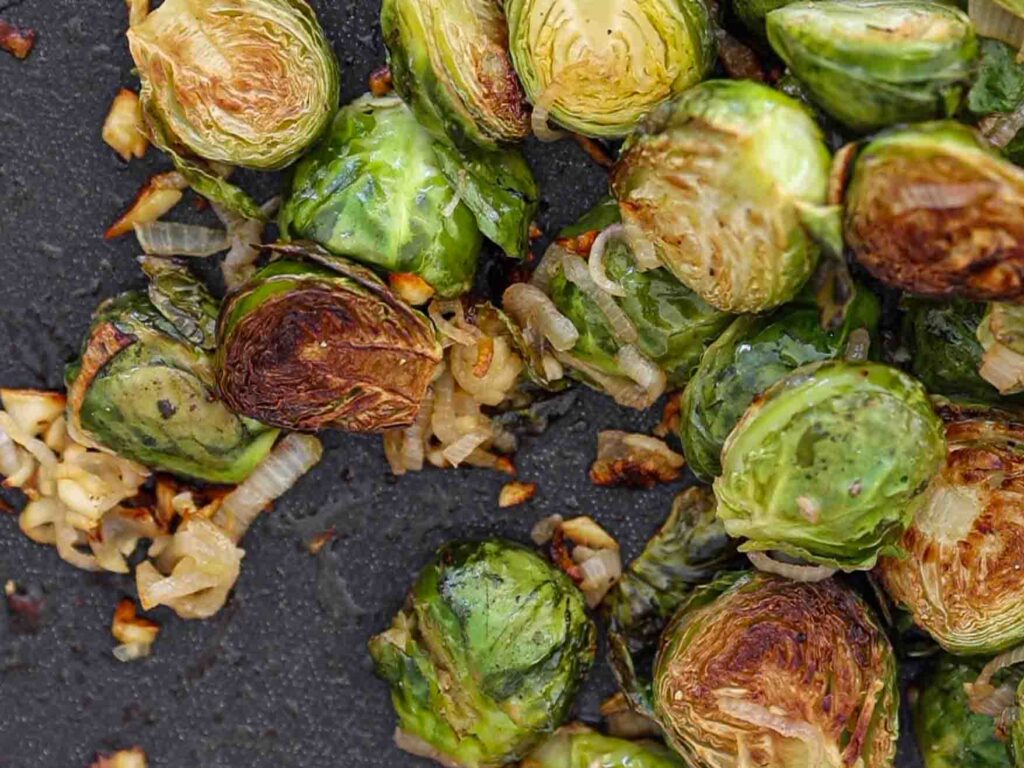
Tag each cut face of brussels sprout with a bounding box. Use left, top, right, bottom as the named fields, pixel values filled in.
left=524, top=727, right=684, bottom=768
left=216, top=245, right=443, bottom=433
left=66, top=292, right=278, bottom=484
left=880, top=407, right=1024, bottom=655
left=680, top=290, right=881, bottom=482
left=381, top=0, right=529, bottom=148
left=842, top=121, right=1024, bottom=301
left=504, top=0, right=714, bottom=138
left=767, top=1, right=977, bottom=133
left=714, top=361, right=946, bottom=570
left=280, top=95, right=482, bottom=298
left=913, top=656, right=1012, bottom=768
left=128, top=0, right=340, bottom=170
left=654, top=573, right=898, bottom=768
left=612, top=80, right=832, bottom=313
left=369, top=540, right=596, bottom=768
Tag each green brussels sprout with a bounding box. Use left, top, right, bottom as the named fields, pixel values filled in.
left=913, top=656, right=1012, bottom=768
left=504, top=0, right=714, bottom=138
left=732, top=0, right=799, bottom=39
left=280, top=95, right=483, bottom=297
left=66, top=266, right=278, bottom=484
left=535, top=201, right=732, bottom=407
left=978, top=303, right=1024, bottom=396
left=369, top=539, right=596, bottom=768
left=714, top=360, right=946, bottom=570
left=653, top=572, right=898, bottom=768
left=216, top=243, right=443, bottom=433
left=880, top=406, right=1024, bottom=655
left=611, top=80, right=833, bottom=313
left=381, top=0, right=529, bottom=149
left=127, top=0, right=339, bottom=171
left=841, top=121, right=1024, bottom=301
left=766, top=1, right=977, bottom=133
left=679, top=289, right=881, bottom=482
left=524, top=727, right=684, bottom=768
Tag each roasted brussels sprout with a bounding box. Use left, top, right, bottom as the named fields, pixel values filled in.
left=880, top=406, right=1024, bottom=655
left=534, top=201, right=732, bottom=407
left=369, top=539, right=596, bottom=768
left=732, top=0, right=797, bottom=38
left=280, top=95, right=482, bottom=297
left=766, top=1, right=977, bottom=133
left=680, top=289, right=881, bottom=482
left=611, top=80, right=833, bottom=313
left=841, top=121, right=1024, bottom=301
left=381, top=0, right=529, bottom=148
left=524, top=727, right=684, bottom=768
left=216, top=243, right=442, bottom=433
left=913, top=656, right=1012, bottom=768
left=504, top=0, right=714, bottom=138
left=66, top=269, right=278, bottom=484
left=127, top=0, right=339, bottom=171
left=714, top=361, right=946, bottom=569
left=653, top=572, right=898, bottom=768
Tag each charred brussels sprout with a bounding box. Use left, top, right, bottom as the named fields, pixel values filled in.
left=680, top=290, right=881, bottom=482
left=216, top=244, right=442, bottom=433
left=369, top=540, right=596, bottom=768
left=280, top=95, right=482, bottom=297
left=654, top=573, right=898, bottom=768
left=537, top=202, right=732, bottom=406
left=524, top=727, right=684, bottom=768
left=66, top=272, right=277, bottom=484
left=504, top=0, right=714, bottom=138
left=842, top=121, right=1024, bottom=301
left=766, top=1, right=977, bottom=133
left=381, top=0, right=529, bottom=148
left=880, top=406, right=1024, bottom=655
left=611, top=80, right=833, bottom=313
left=913, top=657, right=1012, bottom=768
left=127, top=0, right=339, bottom=171
left=714, top=361, right=946, bottom=569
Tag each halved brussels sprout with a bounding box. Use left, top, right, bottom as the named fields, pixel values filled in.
left=611, top=80, right=833, bottom=313
left=535, top=201, right=732, bottom=407
left=714, top=361, right=946, bottom=570
left=842, top=121, right=1024, bottom=301
left=280, top=95, right=483, bottom=297
left=369, top=539, right=596, bottom=768
left=524, top=727, right=684, bottom=768
left=127, top=0, right=340, bottom=171
left=680, top=289, right=881, bottom=482
left=216, top=243, right=443, bottom=433
left=654, top=572, right=898, bottom=768
left=504, top=0, right=714, bottom=138
left=880, top=405, right=1024, bottom=655
left=66, top=275, right=278, bottom=484
left=913, top=656, right=1012, bottom=768
left=766, top=1, right=977, bottom=133
left=381, top=0, right=529, bottom=148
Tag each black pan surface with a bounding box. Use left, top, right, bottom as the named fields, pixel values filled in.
left=0, top=2, right=923, bottom=765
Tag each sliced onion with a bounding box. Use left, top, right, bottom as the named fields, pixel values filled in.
left=588, top=224, right=628, bottom=297
left=502, top=282, right=579, bottom=351
left=969, top=0, right=1024, bottom=50
left=531, top=514, right=564, bottom=545
left=530, top=247, right=564, bottom=292
left=980, top=342, right=1024, bottom=395
left=215, top=196, right=278, bottom=291
left=442, top=429, right=490, bottom=467
left=967, top=644, right=1024, bottom=714
left=561, top=252, right=638, bottom=344
left=531, top=105, right=566, bottom=143
left=0, top=412, right=57, bottom=469
left=134, top=222, right=230, bottom=257
left=429, top=300, right=479, bottom=347
left=555, top=350, right=655, bottom=410
left=430, top=371, right=460, bottom=445
left=577, top=547, right=623, bottom=608
left=616, top=345, right=667, bottom=406
left=214, top=434, right=323, bottom=542
left=844, top=328, right=871, bottom=362
left=623, top=223, right=660, bottom=271
left=981, top=101, right=1024, bottom=150
left=0, top=428, right=23, bottom=477
left=747, top=551, right=837, bottom=583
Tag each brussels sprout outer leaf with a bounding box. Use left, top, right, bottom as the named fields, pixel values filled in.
left=714, top=361, right=946, bottom=570
left=139, top=256, right=219, bottom=351
left=766, top=0, right=977, bottom=132
left=913, top=657, right=1012, bottom=768
left=968, top=39, right=1024, bottom=117
left=66, top=292, right=278, bottom=483
left=280, top=95, right=482, bottom=298
left=381, top=0, right=529, bottom=149
left=679, top=290, right=881, bottom=482
left=431, top=139, right=539, bottom=259
left=369, top=540, right=596, bottom=768
left=653, top=572, right=898, bottom=768
left=524, top=728, right=685, bottom=768
left=128, top=0, right=340, bottom=171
